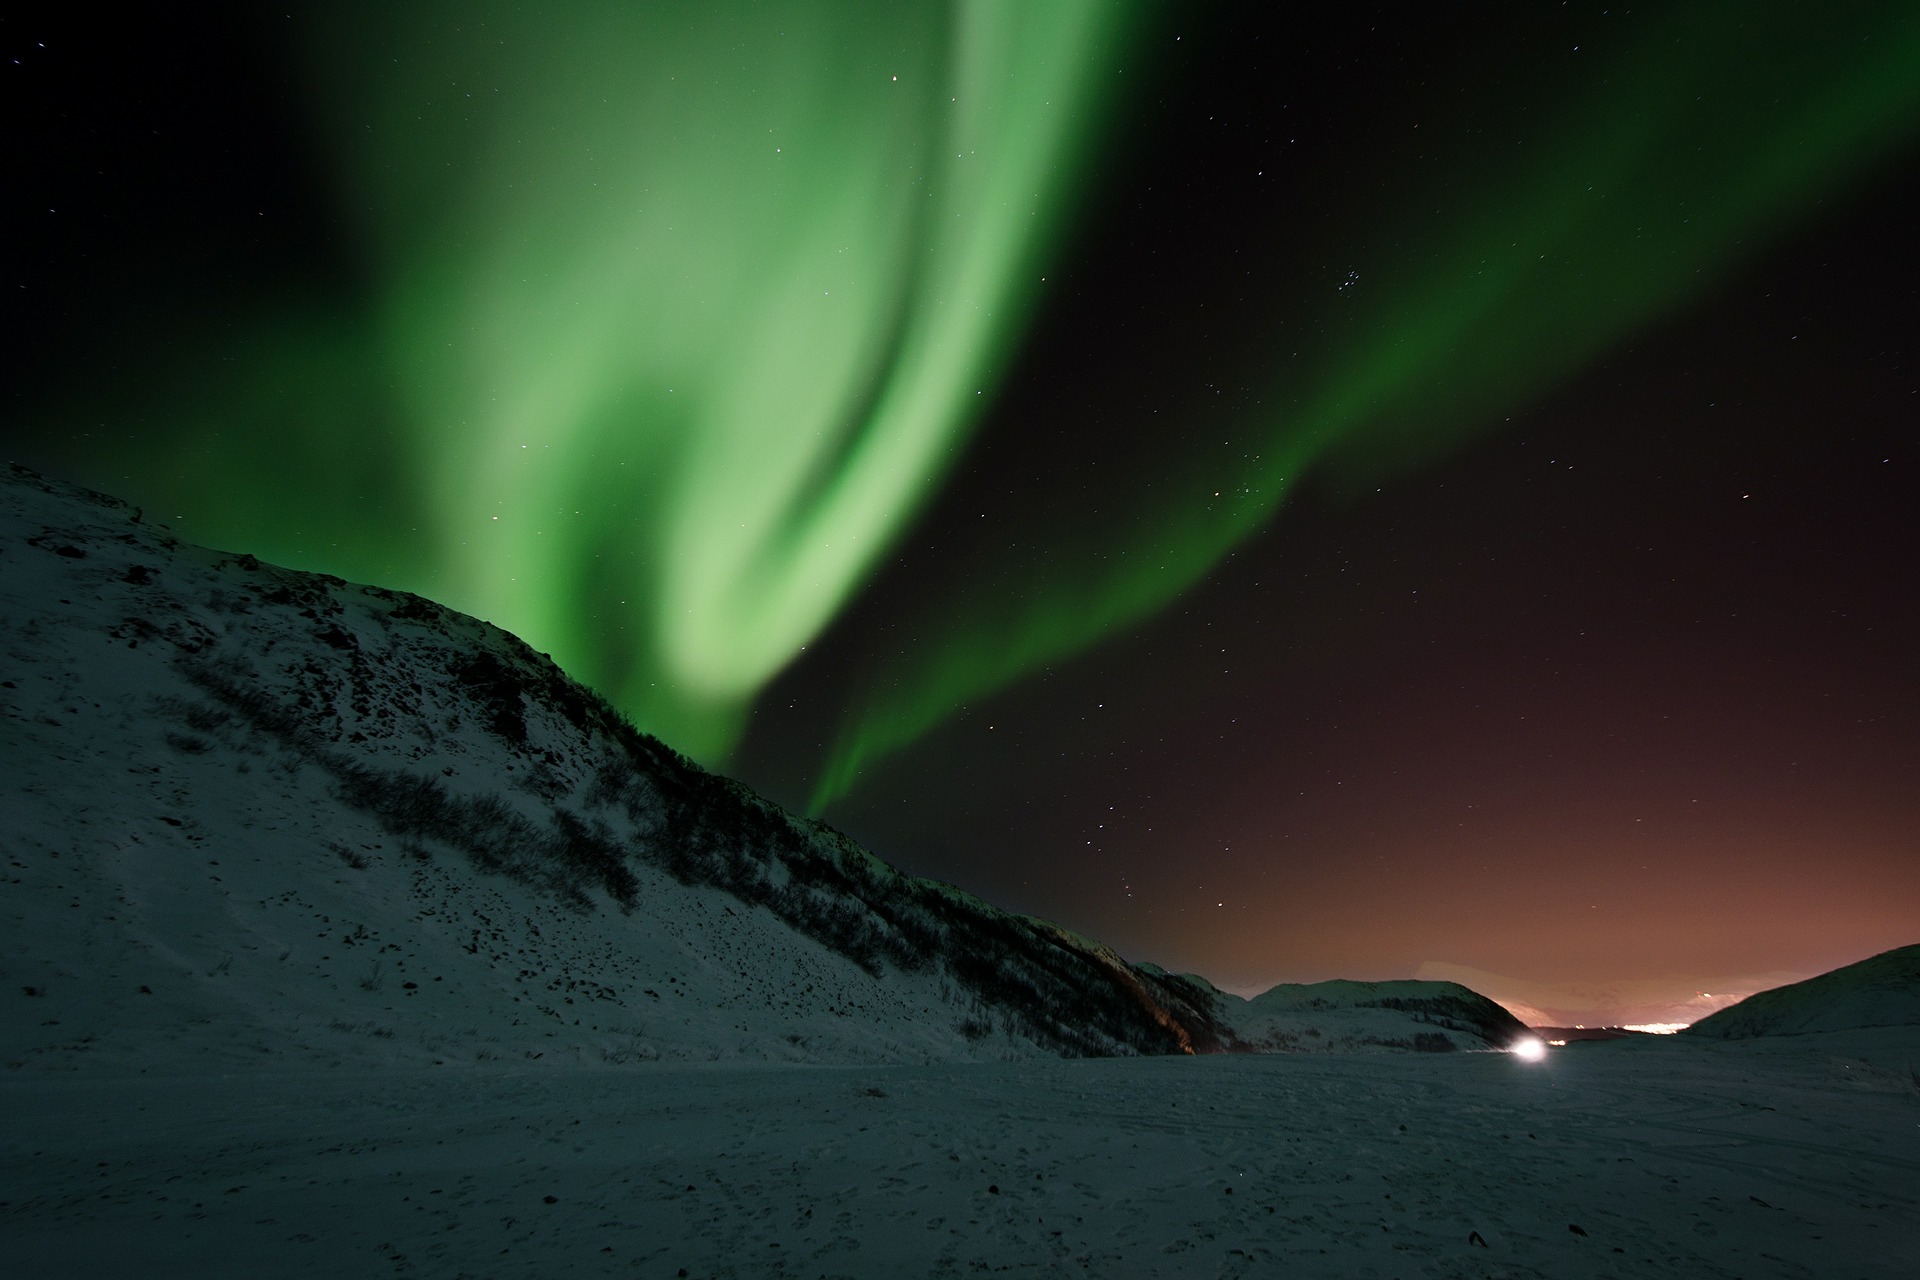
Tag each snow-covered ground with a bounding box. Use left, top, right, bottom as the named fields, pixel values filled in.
left=6, top=465, right=1917, bottom=1277
left=3, top=1029, right=1916, bottom=1278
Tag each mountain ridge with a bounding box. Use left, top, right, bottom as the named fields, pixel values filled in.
left=1, top=463, right=1523, bottom=1069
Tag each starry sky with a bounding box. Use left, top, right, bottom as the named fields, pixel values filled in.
left=8, top=2, right=1918, bottom=1025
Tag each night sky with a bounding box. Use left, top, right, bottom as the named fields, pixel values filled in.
left=8, top=3, right=1917, bottom=1025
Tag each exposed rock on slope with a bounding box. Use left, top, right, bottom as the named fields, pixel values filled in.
left=1683, top=944, right=1920, bottom=1039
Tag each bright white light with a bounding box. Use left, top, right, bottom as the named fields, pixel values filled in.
left=1622, top=1022, right=1688, bottom=1035
left=1510, top=1037, right=1548, bottom=1062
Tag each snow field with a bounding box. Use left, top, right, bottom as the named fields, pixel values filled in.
left=3, top=1032, right=1916, bottom=1278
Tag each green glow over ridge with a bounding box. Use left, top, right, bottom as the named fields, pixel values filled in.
left=23, top=4, right=1920, bottom=809
left=314, top=0, right=1139, bottom=761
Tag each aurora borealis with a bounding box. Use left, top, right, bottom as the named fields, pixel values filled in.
left=20, top=0, right=1146, bottom=763
left=10, top=2, right=1920, bottom=1023
left=303, top=0, right=1152, bottom=764
left=807, top=2, right=1920, bottom=808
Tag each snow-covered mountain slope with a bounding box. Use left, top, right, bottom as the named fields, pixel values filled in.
left=0, top=464, right=1519, bottom=1072
left=1682, top=943, right=1920, bottom=1039
left=1144, top=967, right=1528, bottom=1052
left=0, top=464, right=1242, bottom=1070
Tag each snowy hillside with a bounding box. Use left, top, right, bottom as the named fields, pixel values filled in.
left=2, top=464, right=1261, bottom=1070
left=1683, top=943, right=1920, bottom=1039
left=1164, top=972, right=1528, bottom=1053
left=0, top=464, right=1535, bottom=1073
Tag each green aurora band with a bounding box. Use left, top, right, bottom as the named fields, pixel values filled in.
left=808, top=5, right=1920, bottom=810
left=336, top=0, right=1142, bottom=762
left=31, top=5, right=1920, bottom=810
left=68, top=0, right=1140, bottom=764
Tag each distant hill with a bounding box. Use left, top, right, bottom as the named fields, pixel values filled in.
left=1531, top=1027, right=1654, bottom=1043
left=1682, top=945, right=1920, bottom=1039
left=0, top=464, right=1513, bottom=1070
left=1142, top=969, right=1528, bottom=1052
